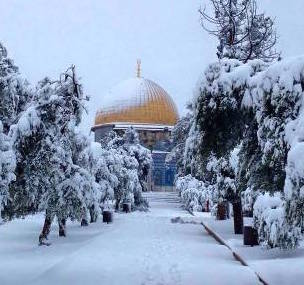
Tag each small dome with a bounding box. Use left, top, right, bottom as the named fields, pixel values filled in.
left=94, top=77, right=179, bottom=127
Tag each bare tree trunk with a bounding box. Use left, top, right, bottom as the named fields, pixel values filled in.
left=39, top=211, right=53, bottom=245
left=89, top=205, right=97, bottom=223
left=233, top=199, right=243, bottom=234
left=206, top=200, right=210, bottom=212
left=58, top=218, right=66, bottom=237
left=81, top=218, right=89, bottom=226
left=217, top=202, right=227, bottom=220
left=81, top=209, right=89, bottom=226
left=115, top=199, right=120, bottom=211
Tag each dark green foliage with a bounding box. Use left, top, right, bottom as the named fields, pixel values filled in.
left=196, top=88, right=245, bottom=159
left=0, top=42, right=31, bottom=134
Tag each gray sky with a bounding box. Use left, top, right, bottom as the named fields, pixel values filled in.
left=1, top=0, right=304, bottom=134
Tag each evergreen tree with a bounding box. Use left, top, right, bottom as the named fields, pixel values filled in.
left=284, top=145, right=304, bottom=243
left=8, top=104, right=45, bottom=219
left=37, top=66, right=91, bottom=243
left=251, top=58, right=304, bottom=248
left=123, top=127, right=151, bottom=208
left=238, top=116, right=264, bottom=215
left=0, top=42, right=31, bottom=133
left=90, top=141, right=117, bottom=214
left=200, top=0, right=279, bottom=62
left=170, top=105, right=192, bottom=177
left=123, top=127, right=152, bottom=191
left=0, top=121, right=15, bottom=223
left=191, top=0, right=280, bottom=233
left=100, top=131, right=136, bottom=210
left=6, top=65, right=92, bottom=244
left=185, top=60, right=247, bottom=231
left=100, top=129, right=150, bottom=211
left=75, top=136, right=106, bottom=225
left=184, top=59, right=266, bottom=233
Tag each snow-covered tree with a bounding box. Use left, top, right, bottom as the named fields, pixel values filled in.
left=100, top=131, right=136, bottom=210
left=90, top=142, right=117, bottom=211
left=284, top=143, right=304, bottom=244
left=36, top=66, right=93, bottom=243
left=249, top=57, right=304, bottom=248
left=8, top=104, right=45, bottom=219
left=6, top=65, right=94, bottom=244
left=189, top=62, right=246, bottom=174
left=193, top=0, right=279, bottom=232
left=0, top=42, right=31, bottom=133
left=122, top=127, right=152, bottom=206
left=100, top=129, right=151, bottom=211
left=285, top=122, right=304, bottom=232
left=238, top=116, right=260, bottom=215
left=184, top=59, right=267, bottom=233
left=64, top=131, right=103, bottom=227
left=194, top=56, right=304, bottom=248
left=200, top=0, right=279, bottom=62
left=0, top=121, right=15, bottom=223
left=170, top=105, right=192, bottom=177
left=183, top=22, right=302, bottom=245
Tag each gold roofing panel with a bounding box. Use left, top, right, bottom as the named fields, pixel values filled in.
left=94, top=77, right=179, bottom=127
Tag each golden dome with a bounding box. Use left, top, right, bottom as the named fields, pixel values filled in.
left=94, top=77, right=179, bottom=127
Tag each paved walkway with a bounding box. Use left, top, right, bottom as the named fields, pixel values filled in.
left=0, top=192, right=260, bottom=285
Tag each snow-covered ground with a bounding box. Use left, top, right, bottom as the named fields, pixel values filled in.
left=200, top=214, right=304, bottom=285
left=0, top=192, right=259, bottom=285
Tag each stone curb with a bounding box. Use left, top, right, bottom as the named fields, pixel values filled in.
left=201, top=221, right=268, bottom=285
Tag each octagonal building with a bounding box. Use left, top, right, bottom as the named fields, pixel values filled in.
left=91, top=61, right=179, bottom=191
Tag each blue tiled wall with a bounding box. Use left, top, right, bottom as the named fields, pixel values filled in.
left=152, top=152, right=176, bottom=186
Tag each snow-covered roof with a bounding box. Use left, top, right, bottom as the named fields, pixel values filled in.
left=94, top=77, right=179, bottom=127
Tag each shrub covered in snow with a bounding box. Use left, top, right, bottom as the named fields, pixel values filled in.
left=206, top=154, right=237, bottom=204
left=176, top=175, right=213, bottom=213
left=253, top=192, right=301, bottom=249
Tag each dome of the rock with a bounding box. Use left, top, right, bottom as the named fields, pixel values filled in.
left=93, top=77, right=179, bottom=127
left=92, top=61, right=178, bottom=192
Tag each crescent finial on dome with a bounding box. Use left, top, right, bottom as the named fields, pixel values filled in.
left=136, top=59, right=141, bottom=78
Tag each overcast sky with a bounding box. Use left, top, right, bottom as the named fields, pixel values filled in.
left=1, top=0, right=304, bottom=134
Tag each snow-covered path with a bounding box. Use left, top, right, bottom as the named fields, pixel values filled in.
left=0, top=192, right=260, bottom=285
